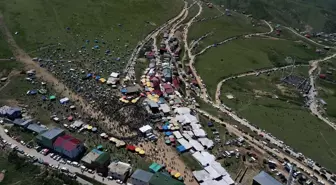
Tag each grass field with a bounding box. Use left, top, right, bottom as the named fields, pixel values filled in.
left=189, top=10, right=268, bottom=51
left=219, top=72, right=336, bottom=172
left=0, top=33, right=12, bottom=59
left=213, top=0, right=336, bottom=33
left=195, top=38, right=320, bottom=98
left=0, top=0, right=184, bottom=62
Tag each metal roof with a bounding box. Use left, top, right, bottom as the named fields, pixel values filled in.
left=26, top=124, right=47, bottom=133
left=41, top=128, right=64, bottom=140
left=253, top=171, right=282, bottom=185
left=130, top=169, right=153, bottom=183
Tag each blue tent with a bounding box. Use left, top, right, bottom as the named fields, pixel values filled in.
left=116, top=57, right=120, bottom=61
left=208, top=122, right=214, bottom=127
left=165, top=132, right=172, bottom=136
left=105, top=49, right=110, bottom=54
left=27, top=90, right=38, bottom=95
left=87, top=73, right=92, bottom=78
left=95, top=75, right=101, bottom=80
left=42, top=96, right=47, bottom=101
left=120, top=88, right=127, bottom=94
left=94, top=39, right=98, bottom=43
left=86, top=40, right=90, bottom=43
left=94, top=45, right=99, bottom=49
left=162, top=125, right=169, bottom=131
left=176, top=145, right=186, bottom=153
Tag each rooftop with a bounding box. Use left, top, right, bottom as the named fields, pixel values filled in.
left=130, top=169, right=153, bottom=183
left=41, top=128, right=64, bottom=140
left=53, top=134, right=82, bottom=151
left=253, top=171, right=282, bottom=185
left=81, top=149, right=103, bottom=164
left=109, top=161, right=131, bottom=175
left=149, top=172, right=184, bottom=185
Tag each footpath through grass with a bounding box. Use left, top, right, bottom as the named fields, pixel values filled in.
left=220, top=72, right=336, bottom=172
left=196, top=38, right=320, bottom=98
left=189, top=11, right=268, bottom=50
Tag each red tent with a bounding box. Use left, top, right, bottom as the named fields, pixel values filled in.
left=126, top=145, right=136, bottom=151
left=319, top=74, right=326, bottom=79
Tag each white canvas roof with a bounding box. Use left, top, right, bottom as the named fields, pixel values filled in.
left=159, top=104, right=171, bottom=113
left=173, top=131, right=183, bottom=139
left=201, top=151, right=216, bottom=164
left=183, top=114, right=198, bottom=124
left=205, top=166, right=221, bottom=179
left=198, top=138, right=214, bottom=148
left=192, top=170, right=211, bottom=182
left=190, top=123, right=202, bottom=130
left=182, top=133, right=192, bottom=141
left=192, top=152, right=208, bottom=166
left=175, top=114, right=185, bottom=123
left=222, top=175, right=235, bottom=185
left=174, top=107, right=191, bottom=115
left=177, top=138, right=192, bottom=149
left=139, top=125, right=152, bottom=133
left=210, top=161, right=228, bottom=176
left=193, top=129, right=207, bottom=137
left=110, top=72, right=120, bottom=78
left=189, top=139, right=204, bottom=151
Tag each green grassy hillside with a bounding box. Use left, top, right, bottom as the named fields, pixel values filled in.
left=212, top=0, right=336, bottom=33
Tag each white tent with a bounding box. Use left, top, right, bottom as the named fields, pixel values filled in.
left=193, top=129, right=207, bottom=137
left=204, top=166, right=221, bottom=179
left=198, top=138, right=214, bottom=148
left=139, top=125, right=152, bottom=133
left=177, top=138, right=192, bottom=150
left=110, top=72, right=120, bottom=78
left=60, top=97, right=69, bottom=104
left=189, top=139, right=204, bottom=151
left=173, top=131, right=183, bottom=139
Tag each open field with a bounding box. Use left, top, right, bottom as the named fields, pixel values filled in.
left=196, top=38, right=320, bottom=98
left=219, top=71, right=336, bottom=172
left=189, top=11, right=268, bottom=51
left=0, top=33, right=12, bottom=58
left=213, top=0, right=336, bottom=33
left=0, top=0, right=184, bottom=63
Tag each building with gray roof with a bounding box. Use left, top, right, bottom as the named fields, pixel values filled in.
left=26, top=124, right=48, bottom=134
left=128, top=169, right=153, bottom=185
left=108, top=161, right=131, bottom=181
left=253, top=171, right=282, bottom=185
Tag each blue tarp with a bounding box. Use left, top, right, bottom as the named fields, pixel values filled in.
left=95, top=76, right=101, bottom=80
left=165, top=132, right=172, bottom=136
left=176, top=145, right=186, bottom=153
left=162, top=125, right=169, bottom=131
left=121, top=88, right=127, bottom=93
left=208, top=122, right=214, bottom=127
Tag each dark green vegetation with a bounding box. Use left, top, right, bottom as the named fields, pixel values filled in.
left=180, top=153, right=203, bottom=171
left=213, top=0, right=336, bottom=33
left=0, top=151, right=80, bottom=185
left=189, top=10, right=268, bottom=51
left=0, top=33, right=12, bottom=59
left=135, top=58, right=149, bottom=82
left=220, top=71, right=336, bottom=172
left=0, top=0, right=183, bottom=64
left=196, top=38, right=320, bottom=98
left=316, top=59, right=336, bottom=122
